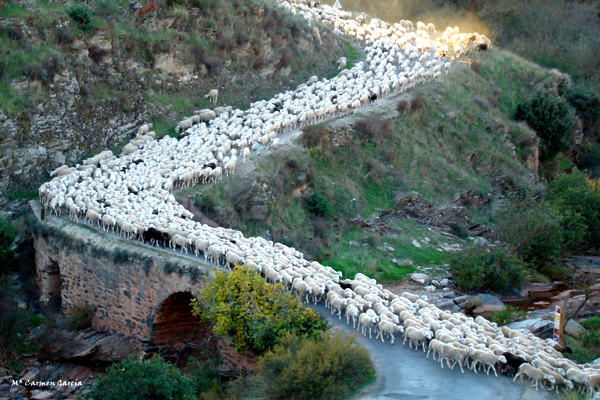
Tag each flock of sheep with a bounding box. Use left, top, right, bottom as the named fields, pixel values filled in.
left=36, top=0, right=600, bottom=396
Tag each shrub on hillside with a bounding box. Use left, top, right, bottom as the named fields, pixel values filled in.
left=354, top=117, right=393, bottom=143
left=304, top=192, right=330, bottom=218
left=490, top=305, right=526, bottom=326
left=184, top=357, right=221, bottom=396
left=566, top=317, right=600, bottom=364
left=190, top=266, right=326, bottom=355
left=23, top=53, right=65, bottom=83
left=82, top=355, right=195, bottom=400
left=449, top=246, right=526, bottom=292
left=561, top=83, right=600, bottom=128
left=411, top=97, right=425, bottom=112
left=447, top=221, right=469, bottom=239
left=301, top=125, right=331, bottom=150
left=575, top=142, right=600, bottom=177
left=67, top=4, right=96, bottom=32
left=514, top=90, right=576, bottom=159
left=495, top=193, right=563, bottom=274
left=0, top=217, right=15, bottom=276
left=0, top=281, right=45, bottom=371
left=548, top=171, right=600, bottom=249
left=66, top=304, right=94, bottom=330
left=252, top=333, right=375, bottom=400
left=396, top=99, right=410, bottom=114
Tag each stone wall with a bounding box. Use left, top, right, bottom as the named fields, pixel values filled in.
left=30, top=201, right=257, bottom=373
left=30, top=200, right=212, bottom=345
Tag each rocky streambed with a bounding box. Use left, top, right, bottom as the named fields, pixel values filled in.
left=397, top=256, right=600, bottom=342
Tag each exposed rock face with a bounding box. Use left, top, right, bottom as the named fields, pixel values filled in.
left=0, top=6, right=344, bottom=201
left=396, top=191, right=470, bottom=229
left=506, top=318, right=554, bottom=339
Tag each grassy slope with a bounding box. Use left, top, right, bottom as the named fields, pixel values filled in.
left=179, top=49, right=555, bottom=284
left=0, top=0, right=353, bottom=198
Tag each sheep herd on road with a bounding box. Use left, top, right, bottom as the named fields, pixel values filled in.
left=37, top=0, right=600, bottom=396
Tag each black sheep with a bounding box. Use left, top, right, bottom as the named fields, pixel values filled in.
left=476, top=43, right=488, bottom=52
left=502, top=352, right=528, bottom=376
left=144, top=227, right=169, bottom=247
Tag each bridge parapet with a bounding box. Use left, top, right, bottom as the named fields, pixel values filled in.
left=29, top=200, right=214, bottom=346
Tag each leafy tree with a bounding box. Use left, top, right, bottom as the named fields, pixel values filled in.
left=514, top=90, right=576, bottom=159
left=548, top=171, right=600, bottom=249
left=495, top=192, right=563, bottom=272
left=82, top=355, right=195, bottom=400
left=449, top=246, right=526, bottom=292
left=253, top=333, right=375, bottom=400
left=191, top=266, right=326, bottom=354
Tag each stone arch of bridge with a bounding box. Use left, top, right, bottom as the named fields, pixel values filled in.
left=148, top=291, right=217, bottom=367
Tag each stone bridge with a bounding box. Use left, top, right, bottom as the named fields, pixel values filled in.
left=29, top=200, right=255, bottom=370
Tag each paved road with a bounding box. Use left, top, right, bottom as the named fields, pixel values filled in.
left=311, top=303, right=550, bottom=400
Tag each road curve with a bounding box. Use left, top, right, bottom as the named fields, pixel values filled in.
left=311, top=303, right=550, bottom=400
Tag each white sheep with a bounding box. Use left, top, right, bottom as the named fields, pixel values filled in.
left=404, top=326, right=432, bottom=352
left=439, top=343, right=468, bottom=373
left=514, top=364, right=556, bottom=392
left=204, top=89, right=218, bottom=104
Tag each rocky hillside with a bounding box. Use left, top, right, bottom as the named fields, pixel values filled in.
left=177, top=49, right=575, bottom=283
left=0, top=0, right=346, bottom=199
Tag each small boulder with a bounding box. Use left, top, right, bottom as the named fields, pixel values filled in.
left=412, top=239, right=421, bottom=248
left=438, top=300, right=455, bottom=310
left=565, top=319, right=583, bottom=339
left=473, top=236, right=489, bottom=247
left=476, top=293, right=505, bottom=307
left=433, top=278, right=449, bottom=288
left=410, top=273, right=430, bottom=286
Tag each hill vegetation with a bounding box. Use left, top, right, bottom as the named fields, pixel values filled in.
left=0, top=0, right=347, bottom=196
left=180, top=49, right=573, bottom=284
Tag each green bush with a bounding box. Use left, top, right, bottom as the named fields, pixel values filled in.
left=490, top=305, right=526, bottom=326
left=447, top=222, right=469, bottom=239
left=184, top=357, right=221, bottom=396
left=0, top=281, right=45, bottom=372
left=0, top=217, right=15, bottom=276
left=304, top=192, right=330, bottom=218
left=514, top=90, right=576, bottom=159
left=66, top=304, right=94, bottom=330
left=67, top=4, right=96, bottom=32
left=253, top=332, right=375, bottom=400
left=562, top=83, right=600, bottom=127
left=82, top=355, right=195, bottom=400
left=575, top=142, right=600, bottom=177
left=449, top=246, right=526, bottom=293
left=191, top=266, right=326, bottom=355
left=548, top=171, right=600, bottom=249
left=566, top=318, right=600, bottom=364
left=495, top=192, right=563, bottom=273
